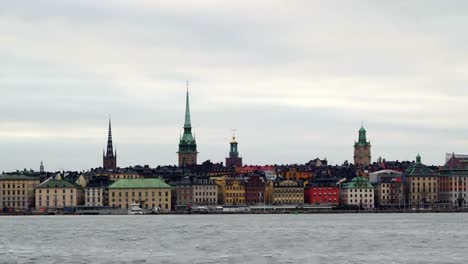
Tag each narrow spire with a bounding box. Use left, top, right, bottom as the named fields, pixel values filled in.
left=184, top=81, right=191, bottom=128
left=106, top=116, right=114, bottom=157
left=232, top=129, right=237, bottom=143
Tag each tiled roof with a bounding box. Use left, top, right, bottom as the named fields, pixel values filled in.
left=0, top=174, right=40, bottom=181
left=405, top=162, right=436, bottom=177
left=37, top=179, right=79, bottom=188
left=108, top=178, right=171, bottom=189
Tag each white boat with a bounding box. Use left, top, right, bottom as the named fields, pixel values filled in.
left=128, top=203, right=144, bottom=215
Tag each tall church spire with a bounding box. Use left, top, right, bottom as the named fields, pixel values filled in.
left=184, top=81, right=191, bottom=128
left=103, top=116, right=117, bottom=170
left=106, top=117, right=114, bottom=157
left=178, top=81, right=198, bottom=167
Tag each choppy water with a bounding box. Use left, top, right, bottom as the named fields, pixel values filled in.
left=0, top=214, right=467, bottom=264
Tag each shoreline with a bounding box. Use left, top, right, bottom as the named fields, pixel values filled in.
left=2, top=208, right=468, bottom=216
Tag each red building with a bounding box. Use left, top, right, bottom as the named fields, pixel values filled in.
left=244, top=175, right=266, bottom=205
left=305, top=178, right=340, bottom=206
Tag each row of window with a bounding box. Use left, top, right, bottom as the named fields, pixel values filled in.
left=38, top=189, right=74, bottom=194
left=2, top=190, right=26, bottom=195
left=1, top=183, right=27, bottom=189
left=111, top=191, right=169, bottom=197
left=194, top=192, right=216, bottom=196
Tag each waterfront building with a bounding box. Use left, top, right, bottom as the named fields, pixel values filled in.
left=35, top=179, right=83, bottom=210
left=340, top=176, right=374, bottom=209
left=192, top=177, right=218, bottom=205
left=226, top=132, right=243, bottom=167
left=438, top=154, right=468, bottom=207
left=0, top=174, right=40, bottom=211
left=178, top=85, right=198, bottom=167
left=244, top=175, right=266, bottom=205
left=84, top=177, right=109, bottom=207
left=108, top=178, right=172, bottom=211
left=374, top=176, right=402, bottom=208
left=405, top=155, right=438, bottom=208
left=103, top=118, right=117, bottom=170
left=171, top=177, right=193, bottom=210
left=304, top=177, right=340, bottom=206
left=268, top=180, right=304, bottom=205
left=224, top=177, right=246, bottom=205
left=353, top=125, right=371, bottom=166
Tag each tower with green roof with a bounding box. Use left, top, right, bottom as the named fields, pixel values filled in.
left=177, top=82, right=198, bottom=167
left=353, top=124, right=371, bottom=166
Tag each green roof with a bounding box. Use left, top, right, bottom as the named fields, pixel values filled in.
left=37, top=179, right=79, bottom=188
left=108, top=178, right=172, bottom=189
left=405, top=162, right=436, bottom=177
left=0, top=174, right=40, bottom=181
left=342, top=176, right=374, bottom=189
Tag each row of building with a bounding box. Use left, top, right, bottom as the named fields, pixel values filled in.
left=1, top=153, right=467, bottom=212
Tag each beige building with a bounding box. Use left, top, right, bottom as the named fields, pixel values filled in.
left=192, top=178, right=218, bottom=205
left=268, top=180, right=304, bottom=205
left=0, top=174, right=40, bottom=211
left=35, top=179, right=83, bottom=210
left=405, top=155, right=438, bottom=207
left=108, top=178, right=172, bottom=211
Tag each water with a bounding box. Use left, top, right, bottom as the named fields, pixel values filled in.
left=0, top=214, right=467, bottom=264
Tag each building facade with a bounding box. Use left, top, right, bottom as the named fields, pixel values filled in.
left=438, top=154, right=468, bottom=207
left=245, top=175, right=266, bottom=205
left=374, top=177, right=402, bottom=208
left=84, top=177, right=109, bottom=207
left=35, top=179, right=83, bottom=210
left=354, top=125, right=371, bottom=166
left=172, top=178, right=193, bottom=210
left=192, top=178, right=218, bottom=205
left=405, top=155, right=438, bottom=207
left=178, top=86, right=198, bottom=167
left=226, top=133, right=242, bottom=167
left=103, top=118, right=117, bottom=170
left=224, top=177, right=245, bottom=205
left=340, top=177, right=374, bottom=209
left=304, top=177, right=340, bottom=206
left=270, top=180, right=304, bottom=205
left=0, top=174, right=40, bottom=211
left=108, top=178, right=172, bottom=211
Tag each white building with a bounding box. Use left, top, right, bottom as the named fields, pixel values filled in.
left=84, top=178, right=108, bottom=207
left=340, top=177, right=375, bottom=209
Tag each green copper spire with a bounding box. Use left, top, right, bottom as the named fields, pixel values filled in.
left=184, top=81, right=191, bottom=128
left=358, top=123, right=367, bottom=144
left=416, top=154, right=421, bottom=163
left=178, top=81, right=197, bottom=154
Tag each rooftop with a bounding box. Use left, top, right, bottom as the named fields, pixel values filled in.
left=109, top=178, right=172, bottom=189
left=37, top=179, right=79, bottom=189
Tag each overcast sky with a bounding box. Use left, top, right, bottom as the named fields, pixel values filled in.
left=1, top=0, right=468, bottom=172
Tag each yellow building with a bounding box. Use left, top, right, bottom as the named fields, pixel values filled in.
left=211, top=175, right=226, bottom=205
left=35, top=179, right=83, bottom=210
left=269, top=180, right=304, bottom=205
left=108, top=178, right=172, bottom=211
left=224, top=177, right=245, bottom=205
left=0, top=174, right=40, bottom=211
